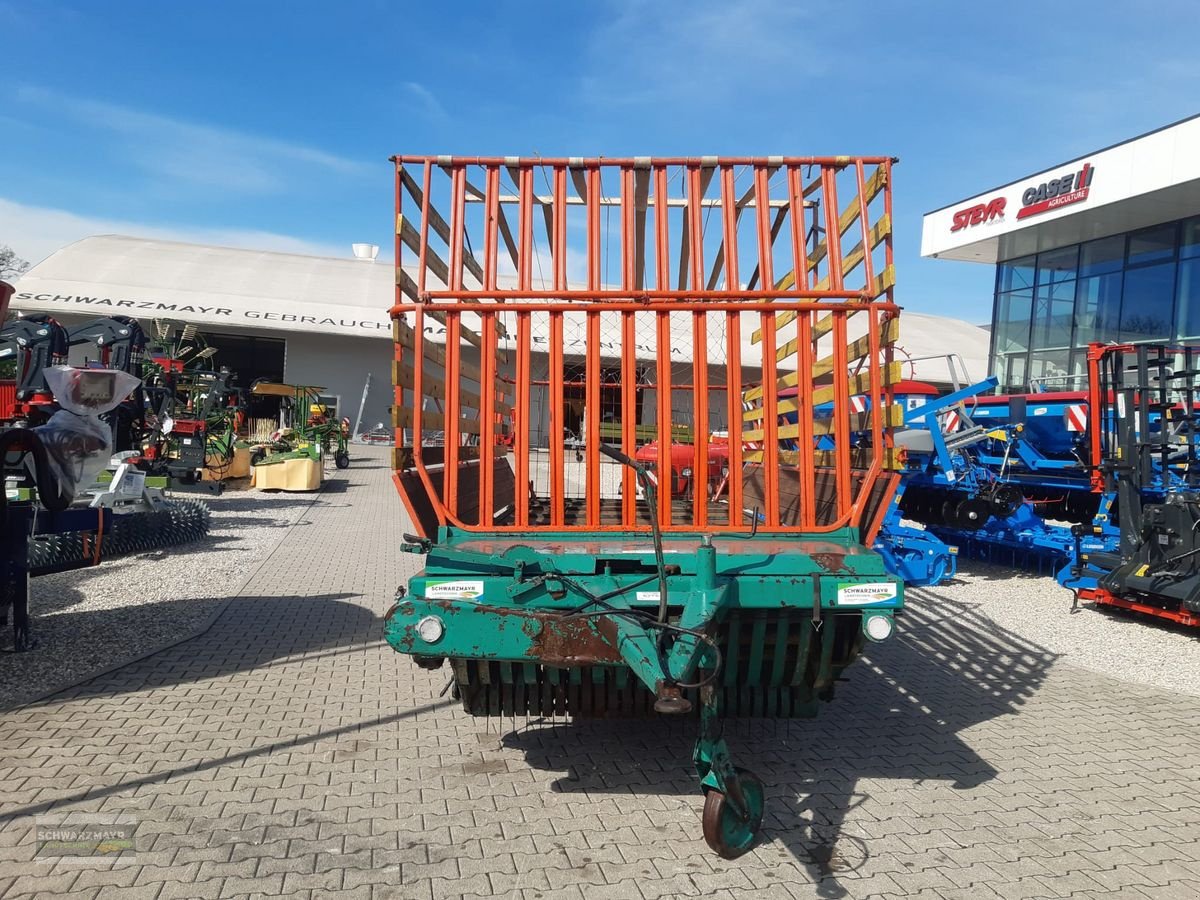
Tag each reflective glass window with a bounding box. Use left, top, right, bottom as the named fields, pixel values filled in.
left=997, top=255, right=1036, bottom=293
left=1074, top=271, right=1123, bottom=344
left=996, top=352, right=1027, bottom=392
left=1128, top=224, right=1178, bottom=267
left=1029, top=350, right=1071, bottom=390
left=1036, top=246, right=1078, bottom=286
left=1031, top=281, right=1075, bottom=350
left=1120, top=262, right=1177, bottom=341
left=1176, top=258, right=1200, bottom=340
left=1181, top=217, right=1200, bottom=261
left=994, top=290, right=1033, bottom=355
left=1079, top=235, right=1125, bottom=276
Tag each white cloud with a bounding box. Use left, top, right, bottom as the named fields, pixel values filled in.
left=401, top=81, right=449, bottom=121
left=12, top=85, right=371, bottom=194
left=0, top=196, right=348, bottom=269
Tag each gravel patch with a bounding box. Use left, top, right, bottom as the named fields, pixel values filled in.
left=0, top=483, right=324, bottom=710
left=911, top=561, right=1200, bottom=697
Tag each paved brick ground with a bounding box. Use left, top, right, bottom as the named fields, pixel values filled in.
left=2, top=446, right=1199, bottom=900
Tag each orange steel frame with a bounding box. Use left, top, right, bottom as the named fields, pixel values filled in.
left=389, top=155, right=901, bottom=536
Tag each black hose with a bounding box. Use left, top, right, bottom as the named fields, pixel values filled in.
left=594, top=441, right=669, bottom=623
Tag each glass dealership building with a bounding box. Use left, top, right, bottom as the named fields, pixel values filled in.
left=921, top=114, right=1200, bottom=392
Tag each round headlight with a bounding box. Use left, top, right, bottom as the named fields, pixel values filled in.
left=864, top=614, right=893, bottom=642
left=415, top=615, right=445, bottom=644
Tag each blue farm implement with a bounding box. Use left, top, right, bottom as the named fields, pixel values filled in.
left=383, top=154, right=906, bottom=857
left=883, top=339, right=1200, bottom=628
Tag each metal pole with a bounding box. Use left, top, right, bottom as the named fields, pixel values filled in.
left=352, top=373, right=371, bottom=443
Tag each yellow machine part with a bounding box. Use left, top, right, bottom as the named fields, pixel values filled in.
left=252, top=456, right=322, bottom=491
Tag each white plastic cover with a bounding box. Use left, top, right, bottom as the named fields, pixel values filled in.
left=33, top=366, right=141, bottom=497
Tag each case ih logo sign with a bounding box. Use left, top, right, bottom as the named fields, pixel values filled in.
left=950, top=197, right=1006, bottom=232
left=1017, top=162, right=1095, bottom=220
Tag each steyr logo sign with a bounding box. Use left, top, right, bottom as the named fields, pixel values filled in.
left=1017, top=162, right=1095, bottom=220
left=950, top=197, right=1006, bottom=232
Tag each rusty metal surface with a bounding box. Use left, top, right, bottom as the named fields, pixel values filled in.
left=524, top=614, right=623, bottom=666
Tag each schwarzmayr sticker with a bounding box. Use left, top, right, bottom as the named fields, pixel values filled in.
left=836, top=582, right=898, bottom=606
left=425, top=580, right=484, bottom=600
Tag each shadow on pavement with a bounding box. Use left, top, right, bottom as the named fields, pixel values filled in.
left=500, top=592, right=1059, bottom=897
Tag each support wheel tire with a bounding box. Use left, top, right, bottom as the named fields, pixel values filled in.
left=702, top=768, right=765, bottom=859
left=335, top=451, right=351, bottom=469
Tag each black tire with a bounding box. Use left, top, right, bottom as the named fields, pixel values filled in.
left=335, top=451, right=351, bottom=469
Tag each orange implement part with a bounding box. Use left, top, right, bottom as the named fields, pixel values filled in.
left=1082, top=588, right=1200, bottom=628
left=390, top=155, right=902, bottom=537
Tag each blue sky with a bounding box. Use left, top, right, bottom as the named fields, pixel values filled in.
left=1, top=0, right=1197, bottom=324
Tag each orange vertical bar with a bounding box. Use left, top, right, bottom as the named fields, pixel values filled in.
left=720, top=165, right=742, bottom=525
left=621, top=311, right=637, bottom=525
left=586, top=165, right=602, bottom=290
left=585, top=166, right=601, bottom=524
left=656, top=311, right=672, bottom=526
left=786, top=164, right=810, bottom=290
left=449, top=166, right=467, bottom=291
left=796, top=310, right=815, bottom=528
left=725, top=311, right=742, bottom=524
left=867, top=308, right=883, bottom=477
left=483, top=165, right=500, bottom=292
left=720, top=165, right=740, bottom=289
left=394, top=160, right=404, bottom=290
left=479, top=312, right=497, bottom=525
left=760, top=311, right=780, bottom=527
left=832, top=313, right=851, bottom=517
left=518, top=167, right=533, bottom=291
left=821, top=166, right=844, bottom=291
left=785, top=164, right=810, bottom=522
left=515, top=311, right=531, bottom=526
left=586, top=311, right=601, bottom=526
left=394, top=162, right=405, bottom=452
left=755, top=164, right=779, bottom=527
left=417, top=162, right=432, bottom=295
left=692, top=310, right=708, bottom=527
left=409, top=304, right=424, bottom=459
left=753, top=164, right=775, bottom=290
left=1087, top=344, right=1104, bottom=491
left=444, top=313, right=461, bottom=520
left=620, top=167, right=637, bottom=524
left=687, top=164, right=708, bottom=527
left=394, top=161, right=411, bottom=473
left=854, top=160, right=876, bottom=290
left=553, top=165, right=568, bottom=290
left=549, top=313, right=565, bottom=526
left=654, top=165, right=672, bottom=527
left=882, top=159, right=895, bottom=299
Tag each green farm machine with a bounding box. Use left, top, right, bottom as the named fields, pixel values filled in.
left=384, top=155, right=905, bottom=856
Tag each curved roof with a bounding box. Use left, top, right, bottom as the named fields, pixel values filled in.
left=11, top=234, right=992, bottom=382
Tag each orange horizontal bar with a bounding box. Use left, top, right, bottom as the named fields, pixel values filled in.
left=405, top=289, right=879, bottom=302
left=393, top=155, right=897, bottom=166
left=393, top=301, right=899, bottom=316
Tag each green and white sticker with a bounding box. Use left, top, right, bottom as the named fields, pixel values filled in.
left=836, top=582, right=897, bottom=606
left=425, top=580, right=485, bottom=600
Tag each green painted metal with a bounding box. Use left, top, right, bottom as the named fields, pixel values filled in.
left=384, top=524, right=903, bottom=855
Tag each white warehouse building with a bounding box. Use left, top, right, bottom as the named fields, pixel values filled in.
left=10, top=234, right=993, bottom=437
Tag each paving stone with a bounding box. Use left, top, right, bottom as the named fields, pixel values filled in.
left=1, top=449, right=1198, bottom=900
